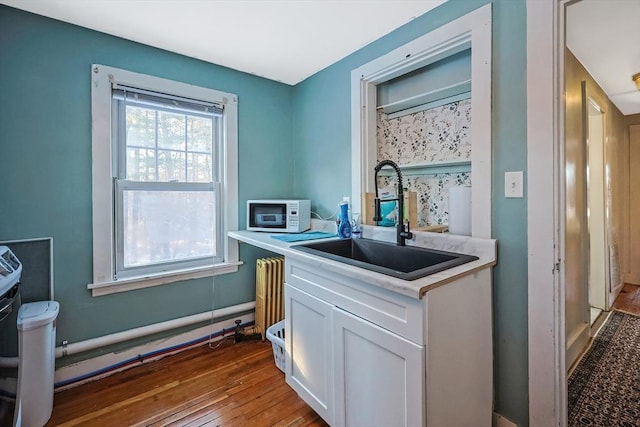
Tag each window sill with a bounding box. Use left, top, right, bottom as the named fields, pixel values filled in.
left=87, top=261, right=243, bottom=297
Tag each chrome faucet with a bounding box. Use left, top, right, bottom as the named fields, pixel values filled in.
left=373, top=160, right=413, bottom=246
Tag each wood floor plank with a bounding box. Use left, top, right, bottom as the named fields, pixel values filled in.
left=179, top=367, right=291, bottom=426
left=46, top=339, right=328, bottom=427
left=147, top=364, right=279, bottom=425
left=613, top=284, right=640, bottom=316
left=250, top=389, right=319, bottom=426
left=55, top=380, right=181, bottom=427
left=221, top=381, right=295, bottom=425
left=108, top=347, right=270, bottom=424
left=49, top=343, right=249, bottom=421
left=72, top=351, right=275, bottom=426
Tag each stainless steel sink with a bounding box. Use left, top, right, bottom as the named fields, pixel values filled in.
left=293, top=238, right=478, bottom=280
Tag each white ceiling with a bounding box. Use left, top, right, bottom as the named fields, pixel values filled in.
left=1, top=0, right=447, bottom=85
left=7, top=1, right=636, bottom=114
left=567, top=0, right=640, bottom=115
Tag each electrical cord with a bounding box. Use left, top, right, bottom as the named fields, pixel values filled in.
left=207, top=276, right=249, bottom=350
left=207, top=276, right=217, bottom=349
left=311, top=206, right=339, bottom=221
left=207, top=276, right=235, bottom=350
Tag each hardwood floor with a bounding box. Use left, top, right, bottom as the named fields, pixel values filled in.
left=46, top=339, right=328, bottom=427
left=45, top=285, right=640, bottom=426
left=613, top=283, right=640, bottom=316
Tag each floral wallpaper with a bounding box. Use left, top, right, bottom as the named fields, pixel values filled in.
left=376, top=99, right=472, bottom=227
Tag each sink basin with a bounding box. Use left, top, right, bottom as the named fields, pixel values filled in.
left=293, top=238, right=478, bottom=280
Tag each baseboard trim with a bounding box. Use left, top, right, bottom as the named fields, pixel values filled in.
left=566, top=322, right=590, bottom=369
left=610, top=281, right=624, bottom=306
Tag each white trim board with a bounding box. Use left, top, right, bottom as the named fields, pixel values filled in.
left=87, top=261, right=243, bottom=297
left=526, top=1, right=567, bottom=426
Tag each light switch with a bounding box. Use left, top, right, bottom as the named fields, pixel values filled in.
left=505, top=171, right=524, bottom=198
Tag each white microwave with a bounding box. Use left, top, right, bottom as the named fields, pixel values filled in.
left=247, top=199, right=311, bottom=233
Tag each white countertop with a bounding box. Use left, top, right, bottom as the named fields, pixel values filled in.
left=229, top=223, right=496, bottom=300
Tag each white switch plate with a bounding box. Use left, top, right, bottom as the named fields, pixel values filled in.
left=505, top=171, right=523, bottom=198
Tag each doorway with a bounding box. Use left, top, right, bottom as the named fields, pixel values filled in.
left=526, top=0, right=640, bottom=424
left=584, top=95, right=609, bottom=328
left=562, top=0, right=639, bottom=370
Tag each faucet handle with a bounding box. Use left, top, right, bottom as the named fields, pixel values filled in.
left=401, top=219, right=414, bottom=240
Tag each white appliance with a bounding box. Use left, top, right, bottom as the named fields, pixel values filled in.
left=247, top=199, right=311, bottom=233
left=0, top=246, right=59, bottom=427
left=15, top=300, right=59, bottom=427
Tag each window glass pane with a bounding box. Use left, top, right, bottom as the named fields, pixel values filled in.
left=157, top=150, right=186, bottom=181
left=127, top=148, right=157, bottom=181
left=187, top=153, right=212, bottom=183
left=187, top=116, right=213, bottom=153
left=126, top=106, right=155, bottom=148
left=122, top=189, right=215, bottom=268
left=157, top=111, right=186, bottom=150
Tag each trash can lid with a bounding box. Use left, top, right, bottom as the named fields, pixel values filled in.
left=17, top=301, right=59, bottom=331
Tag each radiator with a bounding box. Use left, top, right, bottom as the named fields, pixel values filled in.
left=255, top=257, right=285, bottom=340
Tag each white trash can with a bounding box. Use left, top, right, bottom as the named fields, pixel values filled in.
left=14, top=301, right=59, bottom=427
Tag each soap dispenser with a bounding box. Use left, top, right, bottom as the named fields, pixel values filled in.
left=337, top=201, right=352, bottom=239
left=351, top=213, right=362, bottom=239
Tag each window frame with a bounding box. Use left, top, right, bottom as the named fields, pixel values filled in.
left=89, top=64, right=239, bottom=297
left=112, top=87, right=223, bottom=279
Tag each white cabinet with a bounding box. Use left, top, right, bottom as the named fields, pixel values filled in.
left=285, top=284, right=424, bottom=427
left=284, top=257, right=493, bottom=427
left=284, top=284, right=334, bottom=423
left=333, top=307, right=424, bottom=427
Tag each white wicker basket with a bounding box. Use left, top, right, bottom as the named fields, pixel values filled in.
left=266, top=320, right=285, bottom=373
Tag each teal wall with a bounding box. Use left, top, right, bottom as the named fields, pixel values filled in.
left=292, top=0, right=529, bottom=425
left=0, top=6, right=292, bottom=350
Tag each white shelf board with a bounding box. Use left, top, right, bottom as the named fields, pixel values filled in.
left=378, top=160, right=471, bottom=176
left=377, top=80, right=472, bottom=115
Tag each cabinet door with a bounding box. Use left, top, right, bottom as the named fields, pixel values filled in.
left=333, top=307, right=425, bottom=427
left=284, top=284, right=334, bottom=424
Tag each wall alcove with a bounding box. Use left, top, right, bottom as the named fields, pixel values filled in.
left=350, top=4, right=492, bottom=238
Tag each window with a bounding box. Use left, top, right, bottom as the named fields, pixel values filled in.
left=90, top=65, right=239, bottom=296
left=113, top=86, right=223, bottom=277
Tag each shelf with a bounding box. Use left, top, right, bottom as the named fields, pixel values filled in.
left=378, top=160, right=471, bottom=176
left=377, top=80, right=471, bottom=116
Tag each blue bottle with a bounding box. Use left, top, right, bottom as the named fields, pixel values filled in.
left=337, top=201, right=352, bottom=239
